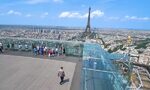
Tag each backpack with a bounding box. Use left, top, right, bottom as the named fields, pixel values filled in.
left=61, top=71, right=65, bottom=77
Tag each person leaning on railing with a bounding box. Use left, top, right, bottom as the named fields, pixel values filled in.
left=0, top=42, right=3, bottom=53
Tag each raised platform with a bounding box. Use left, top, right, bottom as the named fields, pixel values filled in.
left=0, top=55, right=76, bottom=90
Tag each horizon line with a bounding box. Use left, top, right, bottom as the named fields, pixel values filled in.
left=0, top=24, right=150, bottom=31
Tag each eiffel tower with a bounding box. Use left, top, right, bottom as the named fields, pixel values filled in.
left=85, top=7, right=91, bottom=35
left=84, top=7, right=91, bottom=36
left=82, top=7, right=92, bottom=39
left=70, top=7, right=97, bottom=41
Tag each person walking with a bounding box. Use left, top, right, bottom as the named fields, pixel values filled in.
left=58, top=67, right=65, bottom=85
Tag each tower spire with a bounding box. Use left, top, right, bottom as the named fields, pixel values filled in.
left=85, top=7, right=91, bottom=34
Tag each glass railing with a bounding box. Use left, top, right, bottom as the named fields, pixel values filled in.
left=81, top=43, right=131, bottom=90
left=0, top=37, right=83, bottom=57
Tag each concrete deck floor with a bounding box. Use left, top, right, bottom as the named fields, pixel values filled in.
left=0, top=55, right=76, bottom=90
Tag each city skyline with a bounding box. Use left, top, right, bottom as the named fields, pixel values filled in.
left=0, top=0, right=150, bottom=29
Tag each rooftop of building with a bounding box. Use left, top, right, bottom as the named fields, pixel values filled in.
left=0, top=50, right=82, bottom=90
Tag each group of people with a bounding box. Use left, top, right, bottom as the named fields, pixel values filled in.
left=0, top=42, right=67, bottom=85
left=33, top=45, right=65, bottom=57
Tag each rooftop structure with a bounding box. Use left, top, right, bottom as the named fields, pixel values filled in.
left=0, top=37, right=150, bottom=90
left=0, top=54, right=77, bottom=90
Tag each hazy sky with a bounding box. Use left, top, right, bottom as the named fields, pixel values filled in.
left=0, top=0, right=150, bottom=29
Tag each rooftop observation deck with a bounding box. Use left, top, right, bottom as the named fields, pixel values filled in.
left=0, top=37, right=83, bottom=90
left=1, top=37, right=150, bottom=90
left=0, top=51, right=82, bottom=90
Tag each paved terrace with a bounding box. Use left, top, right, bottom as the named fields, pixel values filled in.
left=0, top=51, right=82, bottom=90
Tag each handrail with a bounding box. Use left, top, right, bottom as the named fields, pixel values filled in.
left=0, top=37, right=84, bottom=44
left=126, top=86, right=137, bottom=89
left=135, top=69, right=143, bottom=90
left=145, top=69, right=150, bottom=79
left=135, top=66, right=150, bottom=80
left=83, top=56, right=101, bottom=60
left=82, top=68, right=116, bottom=74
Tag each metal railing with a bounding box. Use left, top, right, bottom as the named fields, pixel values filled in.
left=145, top=69, right=150, bottom=79
left=135, top=68, right=143, bottom=90
left=83, top=68, right=116, bottom=74
left=135, top=66, right=150, bottom=80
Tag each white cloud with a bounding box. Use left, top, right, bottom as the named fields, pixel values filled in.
left=59, top=10, right=104, bottom=19
left=53, top=0, right=63, bottom=3
left=91, top=10, right=104, bottom=18
left=125, top=15, right=150, bottom=21
left=82, top=13, right=88, bottom=18
left=106, top=16, right=150, bottom=21
left=59, top=12, right=82, bottom=18
left=26, top=0, right=49, bottom=4
left=7, top=10, right=22, bottom=16
left=1, top=10, right=51, bottom=18
left=25, top=0, right=63, bottom=4
left=142, top=17, right=150, bottom=21
left=41, top=12, right=49, bottom=18
left=59, top=12, right=69, bottom=18
left=25, top=14, right=32, bottom=17
left=103, top=0, right=116, bottom=3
